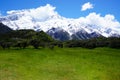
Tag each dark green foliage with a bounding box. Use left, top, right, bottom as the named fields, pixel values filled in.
left=30, top=39, right=41, bottom=49
left=0, top=29, right=53, bottom=41
left=36, top=31, right=53, bottom=42
left=29, top=31, right=53, bottom=49
left=0, top=29, right=54, bottom=49
left=64, top=40, right=85, bottom=48
left=84, top=41, right=96, bottom=49
left=48, top=44, right=54, bottom=50
left=64, top=37, right=120, bottom=49
left=95, top=37, right=109, bottom=47
left=0, top=41, right=12, bottom=49
left=0, top=26, right=120, bottom=49
left=8, top=29, right=36, bottom=39
left=50, top=40, right=63, bottom=48
left=57, top=42, right=63, bottom=48
left=109, top=37, right=120, bottom=48
left=14, top=40, right=29, bottom=49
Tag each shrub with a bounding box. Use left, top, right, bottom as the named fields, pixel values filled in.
left=30, top=39, right=41, bottom=49
left=0, top=41, right=12, bottom=49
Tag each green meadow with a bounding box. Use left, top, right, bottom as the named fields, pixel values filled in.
left=0, top=47, right=120, bottom=80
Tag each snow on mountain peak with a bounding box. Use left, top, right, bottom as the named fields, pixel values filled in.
left=7, top=4, right=59, bottom=21
left=0, top=4, right=120, bottom=38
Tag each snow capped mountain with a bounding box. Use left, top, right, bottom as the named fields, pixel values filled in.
left=0, top=4, right=120, bottom=40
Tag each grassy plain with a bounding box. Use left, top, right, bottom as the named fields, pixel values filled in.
left=0, top=47, right=120, bottom=80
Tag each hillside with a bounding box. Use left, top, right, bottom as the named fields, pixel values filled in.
left=0, top=23, right=12, bottom=34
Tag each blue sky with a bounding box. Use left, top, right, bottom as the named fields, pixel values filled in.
left=0, top=0, right=120, bottom=21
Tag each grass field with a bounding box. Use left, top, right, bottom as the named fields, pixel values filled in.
left=0, top=47, right=120, bottom=80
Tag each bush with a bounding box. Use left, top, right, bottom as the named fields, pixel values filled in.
left=0, top=41, right=12, bottom=49
left=30, top=39, right=41, bottom=49
left=48, top=44, right=54, bottom=50
left=13, top=40, right=29, bottom=49
left=109, top=39, right=120, bottom=48
left=84, top=41, right=96, bottom=49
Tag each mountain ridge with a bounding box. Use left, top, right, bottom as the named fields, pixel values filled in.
left=0, top=4, right=120, bottom=40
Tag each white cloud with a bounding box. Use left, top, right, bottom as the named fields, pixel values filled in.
left=7, top=4, right=59, bottom=21
left=77, top=12, right=120, bottom=37
left=6, top=4, right=119, bottom=30
left=81, top=2, right=93, bottom=11
left=1, top=4, right=120, bottom=36
left=79, top=12, right=120, bottom=28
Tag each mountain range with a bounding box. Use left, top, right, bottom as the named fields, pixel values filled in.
left=0, top=23, right=12, bottom=34
left=0, top=4, right=120, bottom=40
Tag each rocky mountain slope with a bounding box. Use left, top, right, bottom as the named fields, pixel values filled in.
left=0, top=4, right=120, bottom=40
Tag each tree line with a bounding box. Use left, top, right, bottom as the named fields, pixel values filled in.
left=64, top=37, right=120, bottom=49
left=0, top=27, right=120, bottom=49
left=0, top=29, right=64, bottom=49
